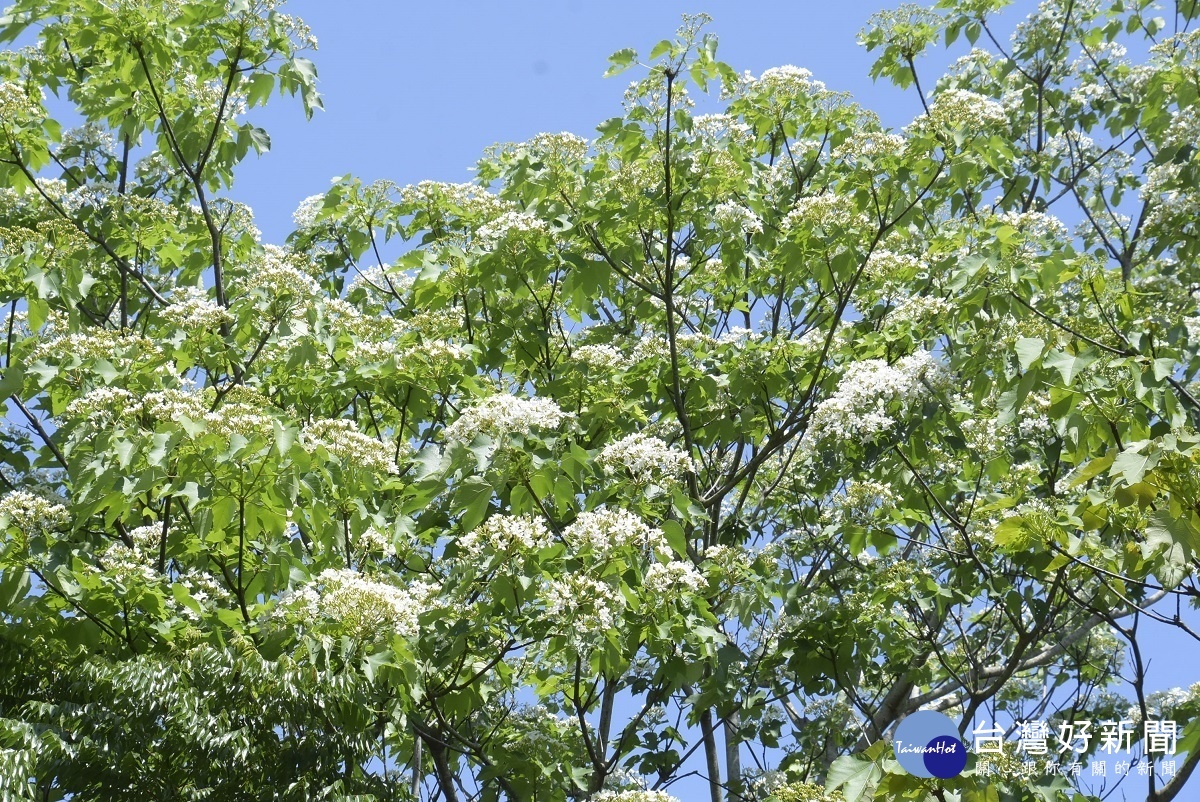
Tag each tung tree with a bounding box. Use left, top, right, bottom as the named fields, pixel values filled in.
left=1, top=1, right=1200, bottom=801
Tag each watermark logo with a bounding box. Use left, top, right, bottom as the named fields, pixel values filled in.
left=894, top=711, right=968, bottom=779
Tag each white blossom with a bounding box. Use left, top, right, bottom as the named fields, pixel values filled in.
left=591, top=790, right=681, bottom=802
left=62, top=386, right=138, bottom=425
left=564, top=508, right=668, bottom=557
left=911, top=88, right=1008, bottom=133
left=476, top=210, right=550, bottom=247
left=163, top=286, right=232, bottom=333
left=0, top=490, right=69, bottom=535
left=575, top=343, right=632, bottom=372
left=755, top=65, right=827, bottom=98
left=598, top=433, right=690, bottom=484
left=291, top=193, right=326, bottom=230
left=244, top=245, right=321, bottom=301
left=642, top=561, right=705, bottom=599
left=805, top=351, right=946, bottom=445
left=544, top=574, right=624, bottom=638
left=279, top=568, right=420, bottom=641
left=712, top=201, right=763, bottom=234
left=302, top=418, right=401, bottom=473
left=691, top=113, right=752, bottom=143
left=833, top=131, right=907, bottom=162
left=443, top=395, right=572, bottom=446
left=781, top=193, right=867, bottom=234
left=457, top=514, right=554, bottom=559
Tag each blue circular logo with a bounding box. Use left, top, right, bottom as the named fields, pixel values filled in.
left=893, top=711, right=967, bottom=778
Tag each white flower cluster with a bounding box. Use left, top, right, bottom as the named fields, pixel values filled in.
left=574, top=343, right=632, bottom=373
left=960, top=414, right=1004, bottom=462
left=752, top=65, right=828, bottom=104
left=598, top=433, right=690, bottom=484
left=884, top=294, right=955, bottom=330
left=58, top=183, right=115, bottom=215
left=832, top=131, right=907, bottom=162
left=0, top=80, right=42, bottom=123
left=949, top=48, right=997, bottom=76
left=1042, top=130, right=1099, bottom=164
left=1142, top=161, right=1200, bottom=232
left=443, top=395, right=572, bottom=446
left=1135, top=684, right=1200, bottom=723
left=63, top=386, right=138, bottom=425
left=140, top=387, right=278, bottom=441
left=302, top=418, right=400, bottom=474
left=399, top=180, right=509, bottom=219
left=563, top=508, right=668, bottom=557
left=519, top=131, right=589, bottom=163
left=821, top=479, right=901, bottom=525
left=281, top=568, right=420, bottom=641
left=141, top=388, right=207, bottom=422
left=347, top=264, right=415, bottom=301
left=354, top=526, right=395, bottom=559
left=207, top=199, right=260, bottom=242
left=291, top=193, right=327, bottom=231
left=163, top=286, right=232, bottom=333
left=475, top=210, right=550, bottom=247
left=95, top=540, right=159, bottom=588
left=915, top=89, right=1008, bottom=133
left=1016, top=391, right=1054, bottom=441
left=0, top=490, right=69, bottom=535
left=805, top=351, right=946, bottom=445
left=245, top=245, right=321, bottom=301
left=717, top=326, right=760, bottom=345
left=456, top=514, right=553, bottom=559
left=29, top=323, right=160, bottom=368
left=712, top=201, right=763, bottom=234
left=175, top=568, right=227, bottom=621
left=544, top=574, right=624, bottom=638
left=864, top=249, right=926, bottom=285
left=781, top=193, right=867, bottom=234
left=177, top=73, right=247, bottom=118
left=692, top=113, right=752, bottom=144
left=591, top=791, right=681, bottom=802
left=642, top=561, right=705, bottom=599
left=993, top=210, right=1068, bottom=242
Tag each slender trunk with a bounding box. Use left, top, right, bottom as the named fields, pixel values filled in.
left=410, top=733, right=422, bottom=800
left=700, top=709, right=723, bottom=802
left=724, top=713, right=742, bottom=800
left=426, top=738, right=459, bottom=802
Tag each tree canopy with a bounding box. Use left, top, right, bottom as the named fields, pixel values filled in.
left=2, top=0, right=1200, bottom=800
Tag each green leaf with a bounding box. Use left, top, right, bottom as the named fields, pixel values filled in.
left=1153, top=357, right=1177, bottom=381
left=661, top=520, right=689, bottom=558
left=1014, top=337, right=1044, bottom=370
left=273, top=420, right=298, bottom=457
left=0, top=366, right=24, bottom=399
left=248, top=126, right=271, bottom=154
left=992, top=516, right=1030, bottom=549
left=604, top=48, right=637, bottom=77
left=963, top=785, right=1001, bottom=802
left=826, top=754, right=882, bottom=802
left=1112, top=446, right=1160, bottom=485
left=1142, top=511, right=1200, bottom=561
left=1044, top=348, right=1096, bottom=384
left=454, top=476, right=493, bottom=531
left=1068, top=452, right=1114, bottom=487
left=649, top=39, right=673, bottom=60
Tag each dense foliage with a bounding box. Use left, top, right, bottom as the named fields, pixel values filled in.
left=3, top=0, right=1200, bottom=800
